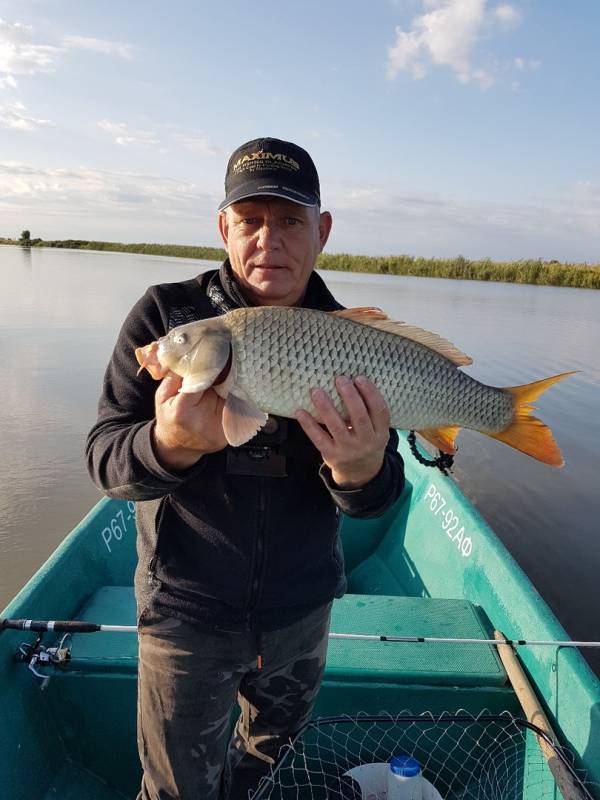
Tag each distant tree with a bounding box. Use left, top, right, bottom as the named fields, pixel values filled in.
left=20, top=230, right=31, bottom=244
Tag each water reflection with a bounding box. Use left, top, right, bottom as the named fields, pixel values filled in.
left=0, top=246, right=599, bottom=673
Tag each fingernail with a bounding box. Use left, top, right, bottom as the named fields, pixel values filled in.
left=336, top=376, right=351, bottom=387
left=311, top=387, right=325, bottom=399
left=355, top=375, right=367, bottom=384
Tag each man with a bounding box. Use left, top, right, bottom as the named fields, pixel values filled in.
left=86, top=137, right=404, bottom=800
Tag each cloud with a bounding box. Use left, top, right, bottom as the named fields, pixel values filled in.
left=514, top=56, right=541, bottom=71
left=387, top=0, right=525, bottom=89
left=0, top=18, right=63, bottom=83
left=0, top=101, right=53, bottom=130
left=97, top=119, right=161, bottom=148
left=0, top=161, right=219, bottom=216
left=324, top=179, right=600, bottom=259
left=98, top=120, right=223, bottom=155
left=0, top=161, right=223, bottom=243
left=173, top=132, right=224, bottom=155
left=0, top=74, right=17, bottom=89
left=61, top=35, right=135, bottom=60
left=0, top=18, right=137, bottom=90
left=493, top=4, right=521, bottom=27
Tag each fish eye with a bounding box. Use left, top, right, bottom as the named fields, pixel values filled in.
left=173, top=332, right=188, bottom=345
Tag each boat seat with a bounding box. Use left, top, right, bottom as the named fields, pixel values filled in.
left=328, top=594, right=506, bottom=686
left=59, top=587, right=505, bottom=687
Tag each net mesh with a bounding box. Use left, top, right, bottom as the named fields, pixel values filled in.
left=251, top=712, right=597, bottom=800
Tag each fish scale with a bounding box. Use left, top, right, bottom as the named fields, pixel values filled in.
left=225, top=306, right=514, bottom=433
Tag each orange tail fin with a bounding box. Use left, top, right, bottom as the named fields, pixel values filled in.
left=485, top=371, right=576, bottom=467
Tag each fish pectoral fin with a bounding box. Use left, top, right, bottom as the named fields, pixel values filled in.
left=416, top=426, right=461, bottom=455
left=330, top=307, right=390, bottom=322
left=222, top=393, right=268, bottom=447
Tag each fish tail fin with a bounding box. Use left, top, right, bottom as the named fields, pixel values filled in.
left=485, top=371, right=576, bottom=467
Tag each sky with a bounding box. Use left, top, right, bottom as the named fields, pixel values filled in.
left=1, top=0, right=599, bottom=262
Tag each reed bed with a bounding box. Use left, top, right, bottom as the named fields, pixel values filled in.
left=316, top=253, right=600, bottom=289
left=2, top=239, right=599, bottom=289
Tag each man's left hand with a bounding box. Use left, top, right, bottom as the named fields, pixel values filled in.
left=295, top=375, right=391, bottom=489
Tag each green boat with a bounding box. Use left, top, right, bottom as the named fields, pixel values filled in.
left=1, top=435, right=599, bottom=799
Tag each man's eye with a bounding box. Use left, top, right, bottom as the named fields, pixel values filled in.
left=286, top=217, right=301, bottom=226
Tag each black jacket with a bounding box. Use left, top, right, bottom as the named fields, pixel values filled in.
left=85, top=263, right=404, bottom=631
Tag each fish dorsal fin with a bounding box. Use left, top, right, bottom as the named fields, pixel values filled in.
left=369, top=321, right=472, bottom=366
left=330, top=307, right=389, bottom=322
left=332, top=309, right=472, bottom=367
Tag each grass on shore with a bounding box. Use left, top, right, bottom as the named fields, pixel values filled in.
left=2, top=238, right=599, bottom=289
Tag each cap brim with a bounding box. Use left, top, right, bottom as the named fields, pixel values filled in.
left=218, top=180, right=319, bottom=211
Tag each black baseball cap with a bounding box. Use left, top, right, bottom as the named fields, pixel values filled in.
left=218, top=137, right=321, bottom=211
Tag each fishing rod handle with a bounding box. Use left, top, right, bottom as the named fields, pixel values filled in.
left=0, top=618, right=100, bottom=633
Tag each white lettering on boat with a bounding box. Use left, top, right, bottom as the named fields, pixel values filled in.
left=425, top=483, right=473, bottom=558
left=101, top=501, right=136, bottom=553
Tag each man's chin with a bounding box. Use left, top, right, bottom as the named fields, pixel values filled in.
left=247, top=275, right=299, bottom=306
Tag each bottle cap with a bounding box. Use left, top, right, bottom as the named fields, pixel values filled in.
left=389, top=755, right=421, bottom=777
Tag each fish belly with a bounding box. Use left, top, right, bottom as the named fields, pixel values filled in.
left=228, top=307, right=513, bottom=434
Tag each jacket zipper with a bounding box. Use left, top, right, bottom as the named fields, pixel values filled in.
left=246, top=477, right=267, bottom=630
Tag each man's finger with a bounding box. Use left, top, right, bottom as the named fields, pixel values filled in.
left=310, top=387, right=351, bottom=439
left=155, top=373, right=183, bottom=404
left=295, top=409, right=334, bottom=456
left=335, top=376, right=373, bottom=435
left=354, top=376, right=391, bottom=433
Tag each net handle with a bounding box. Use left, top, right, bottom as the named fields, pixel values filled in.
left=494, top=630, right=590, bottom=800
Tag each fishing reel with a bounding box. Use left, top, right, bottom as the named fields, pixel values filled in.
left=14, top=632, right=71, bottom=681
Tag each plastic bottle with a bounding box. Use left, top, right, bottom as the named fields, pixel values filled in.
left=386, top=755, right=423, bottom=800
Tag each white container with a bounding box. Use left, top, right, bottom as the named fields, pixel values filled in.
left=387, top=755, right=423, bottom=800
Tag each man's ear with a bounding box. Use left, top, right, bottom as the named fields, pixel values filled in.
left=217, top=211, right=229, bottom=249
left=318, top=210, right=333, bottom=252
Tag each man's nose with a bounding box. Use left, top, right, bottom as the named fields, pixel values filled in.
left=256, top=222, right=282, bottom=250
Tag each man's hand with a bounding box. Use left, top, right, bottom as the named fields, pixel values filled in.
left=152, top=374, right=228, bottom=471
left=295, top=375, right=391, bottom=489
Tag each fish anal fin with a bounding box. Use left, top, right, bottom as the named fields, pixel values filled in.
left=330, top=307, right=389, bottom=322
left=486, top=371, right=577, bottom=467
left=222, top=394, right=268, bottom=447
left=417, top=426, right=461, bottom=455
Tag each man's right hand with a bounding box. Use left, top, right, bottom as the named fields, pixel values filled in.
left=152, top=374, right=228, bottom=471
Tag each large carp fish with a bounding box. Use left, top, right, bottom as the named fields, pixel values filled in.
left=136, top=306, right=573, bottom=466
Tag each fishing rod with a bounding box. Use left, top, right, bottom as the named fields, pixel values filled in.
left=2, top=618, right=600, bottom=648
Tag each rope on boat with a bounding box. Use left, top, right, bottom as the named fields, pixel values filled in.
left=407, top=430, right=455, bottom=475
left=2, top=618, right=600, bottom=648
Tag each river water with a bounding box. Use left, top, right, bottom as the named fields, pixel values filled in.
left=1, top=245, right=599, bottom=672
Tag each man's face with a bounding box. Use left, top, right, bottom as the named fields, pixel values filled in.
left=218, top=197, right=332, bottom=306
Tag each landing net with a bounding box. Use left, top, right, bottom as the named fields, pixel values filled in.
left=251, top=711, right=597, bottom=800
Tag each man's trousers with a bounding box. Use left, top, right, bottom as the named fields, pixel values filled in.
left=136, top=603, right=332, bottom=800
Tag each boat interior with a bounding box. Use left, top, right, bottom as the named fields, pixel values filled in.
left=1, top=438, right=598, bottom=798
